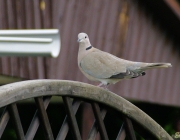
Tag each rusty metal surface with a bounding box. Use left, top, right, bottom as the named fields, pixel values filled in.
left=0, top=0, right=179, bottom=106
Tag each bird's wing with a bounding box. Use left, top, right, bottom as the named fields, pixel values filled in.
left=79, top=50, right=127, bottom=79
left=110, top=69, right=146, bottom=79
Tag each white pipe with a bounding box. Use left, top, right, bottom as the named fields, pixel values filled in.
left=0, top=29, right=60, bottom=57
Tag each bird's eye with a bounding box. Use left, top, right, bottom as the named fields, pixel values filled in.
left=85, top=36, right=87, bottom=38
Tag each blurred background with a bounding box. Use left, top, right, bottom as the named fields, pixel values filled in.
left=0, top=0, right=180, bottom=139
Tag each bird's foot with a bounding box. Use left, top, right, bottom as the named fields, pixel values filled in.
left=97, top=83, right=109, bottom=91
left=97, top=83, right=104, bottom=87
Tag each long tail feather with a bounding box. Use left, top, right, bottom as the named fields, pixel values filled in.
left=141, top=63, right=172, bottom=70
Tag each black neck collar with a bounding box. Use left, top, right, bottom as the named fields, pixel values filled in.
left=86, top=46, right=92, bottom=50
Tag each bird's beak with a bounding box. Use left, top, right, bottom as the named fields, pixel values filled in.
left=77, top=38, right=82, bottom=42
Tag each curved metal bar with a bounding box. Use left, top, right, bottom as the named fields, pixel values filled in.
left=0, top=80, right=173, bottom=140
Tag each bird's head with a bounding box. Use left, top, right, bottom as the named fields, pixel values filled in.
left=77, top=33, right=91, bottom=46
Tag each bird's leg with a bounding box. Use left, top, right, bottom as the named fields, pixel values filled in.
left=97, top=83, right=109, bottom=91
left=104, top=84, right=110, bottom=91
left=97, top=83, right=104, bottom=87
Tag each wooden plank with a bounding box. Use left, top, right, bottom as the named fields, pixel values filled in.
left=26, top=96, right=52, bottom=140
left=56, top=99, right=81, bottom=140
left=123, top=116, right=136, bottom=140
left=62, top=97, right=82, bottom=140
left=25, top=0, right=38, bottom=79
left=91, top=103, right=109, bottom=140
left=0, top=107, right=10, bottom=138
left=116, top=123, right=126, bottom=140
left=35, top=97, right=54, bottom=140
left=8, top=103, right=25, bottom=140
left=164, top=0, right=180, bottom=18
left=87, top=108, right=107, bottom=140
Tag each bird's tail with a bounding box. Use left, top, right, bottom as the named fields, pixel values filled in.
left=140, top=63, right=172, bottom=70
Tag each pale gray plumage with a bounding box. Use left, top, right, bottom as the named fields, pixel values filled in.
left=77, top=32, right=172, bottom=86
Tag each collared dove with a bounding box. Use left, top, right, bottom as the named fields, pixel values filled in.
left=77, top=32, right=172, bottom=86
